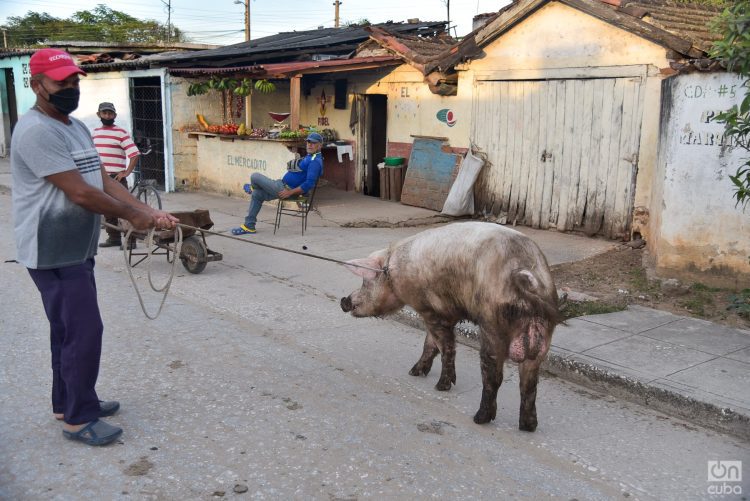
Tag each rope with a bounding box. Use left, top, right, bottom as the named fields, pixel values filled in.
left=103, top=220, right=383, bottom=320
left=118, top=224, right=183, bottom=320
left=105, top=221, right=383, bottom=273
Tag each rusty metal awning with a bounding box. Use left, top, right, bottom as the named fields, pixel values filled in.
left=168, top=55, right=401, bottom=78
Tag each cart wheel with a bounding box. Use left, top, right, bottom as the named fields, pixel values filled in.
left=137, top=184, right=162, bottom=210
left=180, top=236, right=207, bottom=274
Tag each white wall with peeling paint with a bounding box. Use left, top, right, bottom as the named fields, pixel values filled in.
left=651, top=72, right=750, bottom=287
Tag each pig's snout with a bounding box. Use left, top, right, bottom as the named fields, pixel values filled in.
left=340, top=296, right=354, bottom=312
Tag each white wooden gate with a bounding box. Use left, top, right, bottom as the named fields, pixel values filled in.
left=471, top=77, right=644, bottom=238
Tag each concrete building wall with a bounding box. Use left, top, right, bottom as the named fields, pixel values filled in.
left=76, top=72, right=133, bottom=132
left=652, top=72, right=750, bottom=288
left=0, top=55, right=33, bottom=157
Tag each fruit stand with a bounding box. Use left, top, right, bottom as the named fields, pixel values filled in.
left=183, top=75, right=346, bottom=194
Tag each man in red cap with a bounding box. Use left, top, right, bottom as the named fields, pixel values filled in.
left=11, top=48, right=179, bottom=446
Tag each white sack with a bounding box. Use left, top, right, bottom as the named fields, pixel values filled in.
left=441, top=149, right=485, bottom=216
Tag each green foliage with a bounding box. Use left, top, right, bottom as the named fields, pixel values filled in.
left=187, top=78, right=261, bottom=98
left=710, top=0, right=750, bottom=209
left=726, top=289, right=750, bottom=317
left=559, top=300, right=626, bottom=320
left=1, top=4, right=187, bottom=46
left=342, top=19, right=371, bottom=27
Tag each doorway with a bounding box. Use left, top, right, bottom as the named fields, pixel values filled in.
left=365, top=94, right=387, bottom=198
left=1, top=68, right=18, bottom=156
left=129, top=76, right=165, bottom=189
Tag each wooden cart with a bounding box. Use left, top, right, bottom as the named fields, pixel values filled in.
left=125, top=209, right=222, bottom=274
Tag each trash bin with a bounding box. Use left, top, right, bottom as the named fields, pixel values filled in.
left=380, top=157, right=406, bottom=202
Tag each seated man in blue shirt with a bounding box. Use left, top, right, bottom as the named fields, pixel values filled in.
left=232, top=132, right=324, bottom=235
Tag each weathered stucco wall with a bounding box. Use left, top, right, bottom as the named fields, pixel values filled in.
left=469, top=2, right=669, bottom=71
left=363, top=65, right=471, bottom=146
left=192, top=135, right=295, bottom=196
left=0, top=55, right=33, bottom=157
left=651, top=72, right=750, bottom=288
left=77, top=72, right=133, bottom=133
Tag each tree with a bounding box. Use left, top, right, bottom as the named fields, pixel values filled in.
left=1, top=4, right=187, bottom=46
left=710, top=0, right=750, bottom=209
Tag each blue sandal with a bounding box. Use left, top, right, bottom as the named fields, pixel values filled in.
left=231, top=225, right=256, bottom=235
left=63, top=419, right=122, bottom=446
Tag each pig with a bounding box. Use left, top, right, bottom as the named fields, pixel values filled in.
left=340, top=222, right=562, bottom=431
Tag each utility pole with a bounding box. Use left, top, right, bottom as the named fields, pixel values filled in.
left=1, top=29, right=6, bottom=49
left=161, top=0, right=172, bottom=44
left=234, top=0, right=250, bottom=41
left=235, top=0, right=252, bottom=129
left=333, top=0, right=341, bottom=28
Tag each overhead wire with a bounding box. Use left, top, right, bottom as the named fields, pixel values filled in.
left=2, top=0, right=458, bottom=45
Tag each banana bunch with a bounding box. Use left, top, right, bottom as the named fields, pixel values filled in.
left=254, top=79, right=276, bottom=94
left=233, top=78, right=253, bottom=97
left=207, top=77, right=238, bottom=92
left=186, top=82, right=209, bottom=96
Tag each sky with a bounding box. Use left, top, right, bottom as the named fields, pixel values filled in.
left=0, top=0, right=509, bottom=46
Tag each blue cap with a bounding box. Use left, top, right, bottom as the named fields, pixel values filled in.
left=306, top=132, right=323, bottom=143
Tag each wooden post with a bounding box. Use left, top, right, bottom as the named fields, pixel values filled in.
left=290, top=75, right=301, bottom=131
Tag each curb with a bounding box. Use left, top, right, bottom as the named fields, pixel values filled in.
left=391, top=309, right=750, bottom=442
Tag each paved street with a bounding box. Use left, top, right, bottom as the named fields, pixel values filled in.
left=1, top=188, right=748, bottom=500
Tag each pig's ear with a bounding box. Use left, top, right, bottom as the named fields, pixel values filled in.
left=343, top=256, right=383, bottom=280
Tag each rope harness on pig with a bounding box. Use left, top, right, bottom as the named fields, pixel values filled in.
left=104, top=221, right=385, bottom=319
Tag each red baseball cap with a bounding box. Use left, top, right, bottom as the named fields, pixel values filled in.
left=29, top=49, right=86, bottom=80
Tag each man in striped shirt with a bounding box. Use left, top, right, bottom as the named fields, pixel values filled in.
left=92, top=102, right=140, bottom=248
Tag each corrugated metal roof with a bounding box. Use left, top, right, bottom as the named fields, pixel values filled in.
left=162, top=21, right=448, bottom=66
left=0, top=49, right=36, bottom=59
left=167, top=55, right=401, bottom=77
left=79, top=21, right=446, bottom=72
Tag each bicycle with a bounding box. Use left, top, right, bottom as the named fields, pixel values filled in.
left=129, top=139, right=162, bottom=210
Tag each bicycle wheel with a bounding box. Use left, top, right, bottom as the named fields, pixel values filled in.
left=137, top=185, right=162, bottom=210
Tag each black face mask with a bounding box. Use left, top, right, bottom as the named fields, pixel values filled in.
left=100, top=118, right=115, bottom=126
left=43, top=86, right=80, bottom=115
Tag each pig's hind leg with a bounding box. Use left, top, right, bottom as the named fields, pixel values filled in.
left=473, top=328, right=506, bottom=424
left=409, top=316, right=457, bottom=391
left=518, top=359, right=542, bottom=431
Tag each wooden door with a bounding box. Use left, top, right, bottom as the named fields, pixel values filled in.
left=471, top=77, right=644, bottom=238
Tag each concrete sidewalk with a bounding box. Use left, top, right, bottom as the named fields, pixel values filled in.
left=0, top=158, right=748, bottom=440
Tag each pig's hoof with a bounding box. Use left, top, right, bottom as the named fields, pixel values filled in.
left=409, top=363, right=431, bottom=377
left=435, top=377, right=453, bottom=391
left=519, top=416, right=538, bottom=432
left=473, top=407, right=496, bottom=424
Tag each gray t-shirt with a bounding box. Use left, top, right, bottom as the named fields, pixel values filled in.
left=11, top=109, right=104, bottom=269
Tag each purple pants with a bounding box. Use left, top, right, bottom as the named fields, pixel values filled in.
left=27, top=258, right=103, bottom=425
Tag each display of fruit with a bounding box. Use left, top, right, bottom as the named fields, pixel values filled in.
left=248, top=128, right=267, bottom=138
left=233, top=78, right=253, bottom=97
left=320, top=128, right=337, bottom=142
left=206, top=123, right=240, bottom=135
left=237, top=123, right=246, bottom=136
left=278, top=130, right=304, bottom=140
left=220, top=123, right=240, bottom=135
left=196, top=114, right=209, bottom=131
left=254, top=79, right=276, bottom=94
